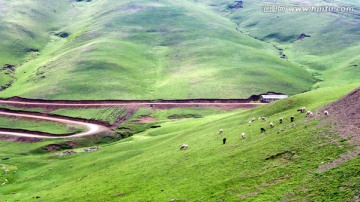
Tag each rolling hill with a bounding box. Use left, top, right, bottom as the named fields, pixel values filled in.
left=0, top=1, right=359, bottom=201
left=3, top=0, right=359, bottom=99
left=0, top=0, right=344, bottom=99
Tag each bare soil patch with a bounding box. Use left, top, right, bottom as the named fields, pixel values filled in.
left=134, top=116, right=158, bottom=123
left=0, top=134, right=40, bottom=143
left=317, top=86, right=360, bottom=172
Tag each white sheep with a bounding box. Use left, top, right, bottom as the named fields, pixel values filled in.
left=241, top=132, right=245, bottom=139
left=180, top=144, right=189, bottom=150
left=251, top=118, right=255, bottom=122
left=306, top=111, right=314, bottom=118
left=261, top=117, right=266, bottom=121
left=324, top=110, right=329, bottom=116
left=248, top=121, right=252, bottom=126
left=269, top=122, right=274, bottom=128
left=298, top=107, right=306, bottom=113
left=279, top=117, right=283, bottom=124
left=219, top=129, right=223, bottom=134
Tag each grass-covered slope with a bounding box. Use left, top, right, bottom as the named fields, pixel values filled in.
left=0, top=0, right=317, bottom=99
left=202, top=0, right=360, bottom=89
left=51, top=107, right=127, bottom=125
left=0, top=0, right=69, bottom=89
left=0, top=84, right=358, bottom=201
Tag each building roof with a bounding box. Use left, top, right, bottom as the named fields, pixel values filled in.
left=261, top=95, right=288, bottom=99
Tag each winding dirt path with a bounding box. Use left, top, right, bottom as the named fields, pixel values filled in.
left=0, top=111, right=108, bottom=139
left=0, top=98, right=265, bottom=139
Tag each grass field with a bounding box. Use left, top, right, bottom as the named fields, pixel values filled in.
left=0, top=84, right=358, bottom=201
left=51, top=107, right=127, bottom=125
left=117, top=107, right=233, bottom=138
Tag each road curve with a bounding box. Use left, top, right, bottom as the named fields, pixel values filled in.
left=0, top=98, right=265, bottom=139
left=0, top=111, right=108, bottom=139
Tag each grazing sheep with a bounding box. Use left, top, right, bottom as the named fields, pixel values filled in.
left=241, top=132, right=245, bottom=139
left=258, top=117, right=261, bottom=120
left=269, top=122, right=274, bottom=128
left=297, top=107, right=306, bottom=113
left=324, top=110, right=329, bottom=116
left=223, top=138, right=227, bottom=144
left=219, top=129, right=223, bottom=134
left=261, top=128, right=266, bottom=133
left=279, top=117, right=283, bottom=124
left=251, top=118, right=255, bottom=122
left=290, top=116, right=295, bottom=122
left=261, top=117, right=266, bottom=121
left=180, top=144, right=189, bottom=150
left=248, top=121, right=252, bottom=126
left=306, top=111, right=314, bottom=118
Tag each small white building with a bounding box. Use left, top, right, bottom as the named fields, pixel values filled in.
left=260, top=94, right=288, bottom=103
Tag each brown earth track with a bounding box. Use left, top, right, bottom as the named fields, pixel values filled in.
left=0, top=110, right=110, bottom=140
left=0, top=97, right=265, bottom=140
left=110, top=107, right=138, bottom=129
left=4, top=96, right=254, bottom=103
left=0, top=128, right=76, bottom=137
left=0, top=97, right=264, bottom=110
left=0, top=109, right=111, bottom=127
left=316, top=86, right=360, bottom=172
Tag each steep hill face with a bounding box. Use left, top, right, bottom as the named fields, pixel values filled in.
left=0, top=0, right=359, bottom=99
left=322, top=86, right=360, bottom=142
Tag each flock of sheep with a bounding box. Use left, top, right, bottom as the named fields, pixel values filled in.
left=239, top=107, right=329, bottom=140
left=180, top=107, right=330, bottom=149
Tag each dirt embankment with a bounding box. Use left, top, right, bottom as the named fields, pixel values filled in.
left=317, top=86, right=360, bottom=172
left=0, top=96, right=265, bottom=110
left=3, top=96, right=254, bottom=104
left=320, top=87, right=360, bottom=144
left=0, top=96, right=269, bottom=141
left=0, top=109, right=111, bottom=127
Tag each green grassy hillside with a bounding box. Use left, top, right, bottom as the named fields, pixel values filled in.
left=0, top=84, right=358, bottom=201
left=51, top=107, right=127, bottom=125
left=203, top=0, right=360, bottom=89
left=0, top=0, right=327, bottom=99
left=0, top=0, right=359, bottom=99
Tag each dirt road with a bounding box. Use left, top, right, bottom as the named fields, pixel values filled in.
left=0, top=99, right=265, bottom=108
left=0, top=111, right=108, bottom=139
left=0, top=98, right=265, bottom=139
